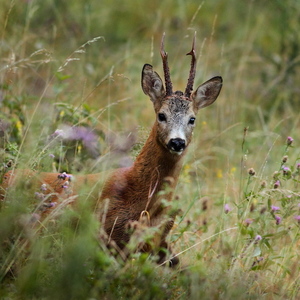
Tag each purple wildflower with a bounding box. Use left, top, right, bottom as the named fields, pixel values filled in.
left=224, top=204, right=232, bottom=214
left=274, top=180, right=280, bottom=189
left=49, top=154, right=55, bottom=159
left=65, top=126, right=99, bottom=157
left=297, top=163, right=300, bottom=170
left=282, top=166, right=291, bottom=176
left=62, top=181, right=69, bottom=189
left=58, top=172, right=71, bottom=180
left=287, top=136, right=294, bottom=146
left=245, top=218, right=253, bottom=225
left=255, top=235, right=262, bottom=241
left=294, top=215, right=300, bottom=223
left=52, top=129, right=64, bottom=138
left=271, top=205, right=280, bottom=212
left=35, top=192, right=45, bottom=200
left=40, top=183, right=47, bottom=191
left=275, top=215, right=282, bottom=225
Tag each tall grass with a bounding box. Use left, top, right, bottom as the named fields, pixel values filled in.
left=1, top=0, right=300, bottom=299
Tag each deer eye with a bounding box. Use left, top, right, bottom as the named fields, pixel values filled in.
left=188, top=117, right=196, bottom=125
left=158, top=113, right=167, bottom=122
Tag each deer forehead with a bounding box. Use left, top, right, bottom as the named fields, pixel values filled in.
left=160, top=96, right=194, bottom=117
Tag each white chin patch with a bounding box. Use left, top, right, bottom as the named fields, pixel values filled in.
left=169, top=149, right=183, bottom=155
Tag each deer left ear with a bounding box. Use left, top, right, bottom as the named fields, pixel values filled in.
left=141, top=64, right=165, bottom=102
left=191, top=76, right=222, bottom=111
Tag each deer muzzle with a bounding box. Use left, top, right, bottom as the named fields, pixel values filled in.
left=167, top=138, right=186, bottom=154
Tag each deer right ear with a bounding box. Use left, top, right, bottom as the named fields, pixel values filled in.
left=141, top=64, right=165, bottom=104
left=191, top=76, right=223, bottom=111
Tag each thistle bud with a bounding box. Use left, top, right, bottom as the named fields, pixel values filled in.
left=248, top=168, right=256, bottom=176
left=275, top=215, right=282, bottom=225
left=274, top=180, right=280, bottom=189
left=255, top=235, right=262, bottom=241
left=260, top=181, right=267, bottom=189
left=224, top=204, right=231, bottom=214
left=287, top=136, right=294, bottom=146
left=282, top=167, right=291, bottom=176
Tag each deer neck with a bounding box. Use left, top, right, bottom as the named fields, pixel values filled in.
left=129, top=123, right=185, bottom=205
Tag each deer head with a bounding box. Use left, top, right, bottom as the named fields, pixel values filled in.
left=141, top=34, right=222, bottom=155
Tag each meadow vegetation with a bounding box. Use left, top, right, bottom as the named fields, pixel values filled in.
left=1, top=0, right=300, bottom=299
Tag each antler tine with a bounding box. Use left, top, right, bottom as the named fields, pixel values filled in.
left=160, top=33, right=173, bottom=96
left=184, top=32, right=197, bottom=98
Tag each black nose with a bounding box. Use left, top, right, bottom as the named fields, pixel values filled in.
left=168, top=138, right=186, bottom=152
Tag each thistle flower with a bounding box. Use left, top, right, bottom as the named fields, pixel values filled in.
left=275, top=215, right=282, bottom=225
left=49, top=154, right=55, bottom=159
left=282, top=166, right=291, bottom=176
left=40, top=183, right=47, bottom=191
left=65, top=126, right=99, bottom=157
left=294, top=215, right=300, bottom=224
left=287, top=136, right=294, bottom=146
left=224, top=203, right=232, bottom=214
left=62, top=181, right=69, bottom=189
left=52, top=129, right=65, bottom=138
left=58, top=172, right=70, bottom=180
left=50, top=126, right=100, bottom=158
left=244, top=218, right=253, bottom=225
left=274, top=180, right=280, bottom=189
left=255, top=235, right=262, bottom=241
left=271, top=205, right=280, bottom=212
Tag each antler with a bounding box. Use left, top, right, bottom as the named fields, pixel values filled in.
left=160, top=33, right=173, bottom=96
left=184, top=33, right=197, bottom=98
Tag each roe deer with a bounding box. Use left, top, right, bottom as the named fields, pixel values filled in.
left=0, top=34, right=222, bottom=266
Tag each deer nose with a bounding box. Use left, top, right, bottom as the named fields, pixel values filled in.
left=168, top=138, right=186, bottom=153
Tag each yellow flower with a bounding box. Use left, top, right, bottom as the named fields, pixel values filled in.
left=230, top=167, right=236, bottom=174
left=15, top=120, right=23, bottom=136
left=182, top=164, right=191, bottom=183
left=184, top=164, right=191, bottom=172
left=77, top=144, right=82, bottom=154
left=216, top=169, right=223, bottom=178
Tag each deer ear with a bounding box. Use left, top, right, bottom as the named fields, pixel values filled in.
left=191, top=76, right=222, bottom=111
left=141, top=64, right=165, bottom=103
